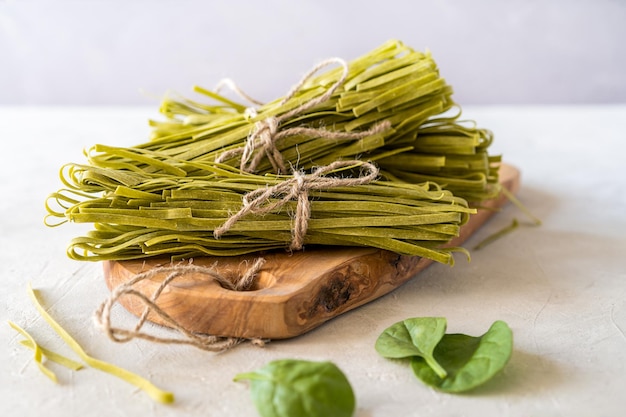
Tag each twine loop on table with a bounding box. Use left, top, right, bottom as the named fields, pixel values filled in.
left=214, top=160, right=379, bottom=250
left=215, top=58, right=391, bottom=174
left=94, top=258, right=267, bottom=352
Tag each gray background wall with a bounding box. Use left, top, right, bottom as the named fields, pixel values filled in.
left=1, top=0, right=625, bottom=106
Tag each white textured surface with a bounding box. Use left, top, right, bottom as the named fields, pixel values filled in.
left=1, top=106, right=625, bottom=416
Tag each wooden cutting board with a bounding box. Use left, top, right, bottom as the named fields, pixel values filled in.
left=104, top=164, right=520, bottom=339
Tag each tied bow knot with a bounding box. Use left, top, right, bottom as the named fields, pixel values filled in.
left=215, top=58, right=391, bottom=174
left=214, top=160, right=379, bottom=250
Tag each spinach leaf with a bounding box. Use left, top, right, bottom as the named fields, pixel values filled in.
left=410, top=320, right=513, bottom=392
left=375, top=317, right=448, bottom=378
left=234, top=359, right=355, bottom=417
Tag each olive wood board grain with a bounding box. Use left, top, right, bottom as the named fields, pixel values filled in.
left=104, top=163, right=520, bottom=339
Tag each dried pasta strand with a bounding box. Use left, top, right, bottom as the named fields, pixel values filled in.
left=500, top=186, right=542, bottom=226
left=27, top=284, right=175, bottom=404
left=473, top=219, right=520, bottom=250
left=18, top=340, right=85, bottom=371
left=8, top=321, right=58, bottom=383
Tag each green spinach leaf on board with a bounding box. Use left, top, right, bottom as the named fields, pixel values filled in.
left=410, top=320, right=513, bottom=392
left=234, top=359, right=355, bottom=417
left=375, top=317, right=448, bottom=378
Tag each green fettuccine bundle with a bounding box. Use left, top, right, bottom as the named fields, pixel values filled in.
left=46, top=40, right=500, bottom=264
left=48, top=161, right=474, bottom=265
left=88, top=40, right=499, bottom=202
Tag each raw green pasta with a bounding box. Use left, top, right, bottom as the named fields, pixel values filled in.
left=89, top=40, right=499, bottom=202
left=27, top=284, right=175, bottom=404
left=18, top=339, right=85, bottom=371
left=8, top=321, right=59, bottom=383
left=48, top=161, right=474, bottom=264
left=47, top=40, right=502, bottom=263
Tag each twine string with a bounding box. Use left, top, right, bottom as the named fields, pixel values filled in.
left=214, top=78, right=265, bottom=107
left=94, top=258, right=267, bottom=352
left=215, top=58, right=391, bottom=173
left=214, top=160, right=379, bottom=250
